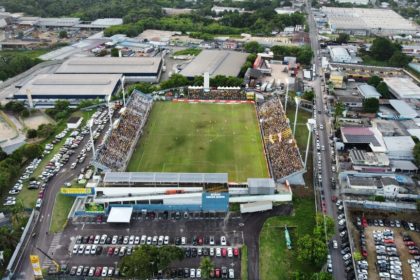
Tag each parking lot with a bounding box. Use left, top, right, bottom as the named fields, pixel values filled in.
left=350, top=214, right=420, bottom=280
left=50, top=213, right=244, bottom=278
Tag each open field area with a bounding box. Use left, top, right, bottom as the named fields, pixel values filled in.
left=259, top=197, right=317, bottom=280
left=50, top=193, right=74, bottom=233
left=22, top=112, right=54, bottom=130
left=128, top=102, right=269, bottom=182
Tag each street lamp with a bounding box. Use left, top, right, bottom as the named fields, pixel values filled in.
left=121, top=76, right=126, bottom=107
left=88, top=119, right=96, bottom=159
left=304, top=118, right=316, bottom=169
left=284, top=78, right=289, bottom=112
left=107, top=94, right=113, bottom=129
left=293, top=96, right=301, bottom=137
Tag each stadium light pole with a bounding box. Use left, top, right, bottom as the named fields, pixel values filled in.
left=107, top=94, right=113, bottom=129
left=284, top=78, right=289, bottom=112
left=121, top=76, right=126, bottom=107
left=88, top=119, right=96, bottom=159
left=293, top=96, right=301, bottom=137
left=304, top=118, right=316, bottom=169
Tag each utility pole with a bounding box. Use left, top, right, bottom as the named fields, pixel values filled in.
left=293, top=97, right=301, bottom=137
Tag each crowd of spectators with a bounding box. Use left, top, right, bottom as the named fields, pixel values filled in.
left=258, top=97, right=304, bottom=179
left=186, top=87, right=246, bottom=100
left=97, top=92, right=152, bottom=171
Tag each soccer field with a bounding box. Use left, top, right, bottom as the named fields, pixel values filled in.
left=127, top=102, right=269, bottom=182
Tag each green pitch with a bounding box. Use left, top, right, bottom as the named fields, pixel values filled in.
left=127, top=102, right=269, bottom=182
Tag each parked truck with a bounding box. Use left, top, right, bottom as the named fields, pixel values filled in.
left=240, top=201, right=273, bottom=214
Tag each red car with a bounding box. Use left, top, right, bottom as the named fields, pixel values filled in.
left=384, top=239, right=394, bottom=244
left=321, top=201, right=327, bottom=214
left=405, top=241, right=416, bottom=246
left=198, top=236, right=203, bottom=245
left=409, top=250, right=419, bottom=255
left=215, top=268, right=221, bottom=278
left=88, top=235, right=95, bottom=244
left=331, top=196, right=337, bottom=202
left=96, top=215, right=103, bottom=223
left=362, top=247, right=368, bottom=257
left=94, top=267, right=102, bottom=277
left=38, top=190, right=44, bottom=198
left=221, top=248, right=227, bottom=257
left=107, top=247, right=114, bottom=256
left=233, top=248, right=239, bottom=257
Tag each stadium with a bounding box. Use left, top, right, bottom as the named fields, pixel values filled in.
left=70, top=88, right=304, bottom=221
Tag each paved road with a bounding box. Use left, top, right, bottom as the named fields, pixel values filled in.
left=305, top=4, right=347, bottom=280
left=14, top=118, right=109, bottom=279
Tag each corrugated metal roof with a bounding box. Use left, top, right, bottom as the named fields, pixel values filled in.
left=389, top=100, right=417, bottom=118
left=104, top=172, right=228, bottom=184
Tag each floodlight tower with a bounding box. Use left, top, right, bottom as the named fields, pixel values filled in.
left=304, top=118, right=316, bottom=169
left=121, top=76, right=126, bottom=107
left=293, top=96, right=301, bottom=137
left=107, top=94, right=113, bottom=128
left=284, top=78, right=289, bottom=112
left=88, top=119, right=96, bottom=159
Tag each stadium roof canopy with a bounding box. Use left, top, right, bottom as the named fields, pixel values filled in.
left=56, top=57, right=162, bottom=75
left=107, top=207, right=133, bottom=223
left=180, top=50, right=248, bottom=78
left=104, top=172, right=228, bottom=184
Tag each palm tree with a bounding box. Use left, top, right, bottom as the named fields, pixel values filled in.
left=334, top=101, right=345, bottom=128
left=199, top=257, right=214, bottom=279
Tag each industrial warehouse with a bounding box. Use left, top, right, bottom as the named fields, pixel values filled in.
left=321, top=7, right=419, bottom=35
left=14, top=74, right=122, bottom=107
left=180, top=49, right=249, bottom=78
left=56, top=56, right=163, bottom=82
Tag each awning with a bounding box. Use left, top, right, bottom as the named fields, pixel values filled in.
left=107, top=207, right=133, bottom=223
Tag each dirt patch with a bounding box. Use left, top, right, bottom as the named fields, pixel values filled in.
left=23, top=112, right=53, bottom=130
left=0, top=114, right=17, bottom=141
left=292, top=185, right=313, bottom=198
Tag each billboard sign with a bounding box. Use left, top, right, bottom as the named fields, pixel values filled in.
left=30, top=255, right=43, bottom=278
left=201, top=192, right=229, bottom=212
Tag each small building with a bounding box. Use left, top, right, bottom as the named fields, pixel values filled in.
left=67, top=117, right=82, bottom=129
left=329, top=46, right=352, bottom=63
left=357, top=84, right=381, bottom=99
left=329, top=71, right=345, bottom=89
left=383, top=136, right=415, bottom=160
left=337, top=96, right=363, bottom=108
left=388, top=100, right=417, bottom=119
left=383, top=77, right=420, bottom=100
left=349, top=149, right=391, bottom=172
left=340, top=126, right=386, bottom=152
left=34, top=17, right=80, bottom=28
left=211, top=6, right=244, bottom=14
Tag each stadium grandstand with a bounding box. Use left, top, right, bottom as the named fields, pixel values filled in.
left=93, top=90, right=153, bottom=171
left=186, top=86, right=248, bottom=100
left=257, top=97, right=304, bottom=180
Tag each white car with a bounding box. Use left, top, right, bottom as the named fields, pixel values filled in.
left=140, top=235, right=146, bottom=245
left=229, top=268, right=234, bottom=279
left=181, top=236, right=186, bottom=245
left=216, top=247, right=221, bottom=257
left=196, top=268, right=201, bottom=278
left=91, top=245, right=97, bottom=255
left=228, top=247, right=233, bottom=257
left=101, top=267, right=108, bottom=277
left=72, top=245, right=78, bottom=254
left=164, top=236, right=169, bottom=245
left=134, top=236, right=140, bottom=245
left=84, top=245, right=91, bottom=255
left=129, top=235, right=135, bottom=245
left=147, top=236, right=152, bottom=245
left=333, top=240, right=338, bottom=249
left=78, top=245, right=85, bottom=254
left=100, top=234, right=107, bottom=244
left=210, top=247, right=215, bottom=256
left=190, top=268, right=195, bottom=278
left=111, top=235, right=118, bottom=245
left=220, top=236, right=227, bottom=246
left=94, top=235, right=100, bottom=244
left=343, top=253, right=351, bottom=261
left=35, top=198, right=42, bottom=209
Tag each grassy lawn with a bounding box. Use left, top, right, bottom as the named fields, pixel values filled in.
left=173, top=48, right=202, bottom=56
left=127, top=102, right=269, bottom=182
left=241, top=245, right=248, bottom=280
left=259, top=197, right=317, bottom=280
left=50, top=193, right=75, bottom=233
left=361, top=55, right=390, bottom=67
left=0, top=49, right=50, bottom=59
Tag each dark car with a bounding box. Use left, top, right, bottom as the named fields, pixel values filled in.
left=82, top=236, right=89, bottom=244
left=88, top=235, right=95, bottom=244
left=106, top=237, right=112, bottom=244
left=69, top=266, right=77, bottom=276
left=177, top=268, right=183, bottom=278
left=83, top=266, right=89, bottom=276
left=118, top=235, right=124, bottom=244
left=221, top=267, right=228, bottom=279
left=341, top=247, right=350, bottom=255
left=185, top=248, right=191, bottom=258
left=192, top=248, right=197, bottom=257
left=96, top=245, right=103, bottom=255
left=184, top=268, right=189, bottom=278
left=341, top=242, right=349, bottom=249
left=175, top=237, right=181, bottom=245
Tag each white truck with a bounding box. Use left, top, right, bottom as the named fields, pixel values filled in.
left=240, top=201, right=273, bottom=214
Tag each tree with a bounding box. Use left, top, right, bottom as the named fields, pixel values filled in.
left=244, top=41, right=264, bottom=54
left=367, top=75, right=382, bottom=87
left=370, top=37, right=397, bottom=61
left=0, top=146, right=7, bottom=161
left=363, top=98, right=379, bottom=113
left=416, top=199, right=420, bottom=212
left=314, top=214, right=335, bottom=240
left=200, top=257, right=214, bottom=279
left=414, top=142, right=420, bottom=166
left=37, top=123, right=55, bottom=138
left=27, top=129, right=37, bottom=139
left=59, top=30, right=68, bottom=38
left=160, top=74, right=190, bottom=89
left=353, top=251, right=362, bottom=262
left=111, top=48, right=119, bottom=57
left=119, top=245, right=183, bottom=278
left=22, top=144, right=43, bottom=160
left=388, top=51, right=412, bottom=67
left=296, top=234, right=328, bottom=267
left=336, top=33, right=350, bottom=44
left=334, top=101, right=345, bottom=124
left=376, top=82, right=390, bottom=99
left=302, top=90, right=315, bottom=101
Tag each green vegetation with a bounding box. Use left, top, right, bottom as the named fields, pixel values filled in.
left=259, top=198, right=316, bottom=280
left=0, top=49, right=49, bottom=59
left=199, top=257, right=214, bottom=279
left=0, top=52, right=43, bottom=81
left=173, top=48, right=202, bottom=56
left=49, top=193, right=74, bottom=233
left=363, top=98, right=379, bottom=113
left=241, top=245, right=248, bottom=280
left=367, top=76, right=391, bottom=98
left=335, top=33, right=350, bottom=44
left=271, top=45, right=313, bottom=65
left=361, top=37, right=412, bottom=67
left=127, top=102, right=269, bottom=182
left=414, top=142, right=420, bottom=166
left=244, top=41, right=265, bottom=54
left=120, top=245, right=184, bottom=278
